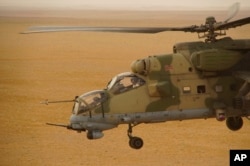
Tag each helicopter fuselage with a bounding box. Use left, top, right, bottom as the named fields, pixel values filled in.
left=68, top=37, right=250, bottom=142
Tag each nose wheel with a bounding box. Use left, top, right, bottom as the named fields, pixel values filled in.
left=127, top=123, right=143, bottom=149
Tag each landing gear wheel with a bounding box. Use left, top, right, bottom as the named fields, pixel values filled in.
left=127, top=123, right=143, bottom=149
left=129, top=137, right=143, bottom=149
left=226, top=116, right=243, bottom=131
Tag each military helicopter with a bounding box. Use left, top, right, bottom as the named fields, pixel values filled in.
left=23, top=3, right=250, bottom=149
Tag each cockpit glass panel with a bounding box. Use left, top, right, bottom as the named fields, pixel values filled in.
left=107, top=72, right=145, bottom=94
left=72, top=102, right=79, bottom=114
left=72, top=90, right=107, bottom=115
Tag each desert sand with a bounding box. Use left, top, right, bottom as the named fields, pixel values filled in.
left=0, top=10, right=250, bottom=166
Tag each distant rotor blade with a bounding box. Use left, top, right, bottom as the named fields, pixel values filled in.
left=224, top=2, right=240, bottom=23
left=215, top=17, right=250, bottom=30
left=22, top=25, right=199, bottom=34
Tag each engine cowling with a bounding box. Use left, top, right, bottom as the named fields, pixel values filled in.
left=191, top=49, right=242, bottom=71
left=87, top=131, right=104, bottom=140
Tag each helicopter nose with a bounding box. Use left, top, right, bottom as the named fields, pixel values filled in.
left=69, top=114, right=86, bottom=131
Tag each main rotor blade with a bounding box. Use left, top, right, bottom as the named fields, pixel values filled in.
left=215, top=17, right=250, bottom=30
left=22, top=25, right=199, bottom=34
left=224, top=2, right=240, bottom=23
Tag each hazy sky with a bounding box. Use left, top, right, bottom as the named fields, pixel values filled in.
left=1, top=0, right=250, bottom=10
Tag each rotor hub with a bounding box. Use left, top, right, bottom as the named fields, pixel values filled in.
left=206, top=16, right=217, bottom=25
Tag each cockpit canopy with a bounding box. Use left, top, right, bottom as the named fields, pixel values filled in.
left=73, top=90, right=107, bottom=115
left=107, top=72, right=145, bottom=94
left=72, top=73, right=145, bottom=115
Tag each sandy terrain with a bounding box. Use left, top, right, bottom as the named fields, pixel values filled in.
left=0, top=10, right=250, bottom=166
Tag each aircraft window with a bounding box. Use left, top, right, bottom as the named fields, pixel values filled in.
left=197, top=85, right=206, bottom=94
left=73, top=90, right=107, bottom=115
left=110, top=75, right=145, bottom=94
left=72, top=102, right=79, bottom=114
left=183, top=86, right=191, bottom=93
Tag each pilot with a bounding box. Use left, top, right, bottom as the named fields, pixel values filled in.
left=131, top=77, right=139, bottom=88
left=93, top=97, right=101, bottom=103
left=112, top=82, right=125, bottom=94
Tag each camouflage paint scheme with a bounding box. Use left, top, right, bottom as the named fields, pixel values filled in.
left=104, top=37, right=250, bottom=116
left=67, top=37, right=250, bottom=148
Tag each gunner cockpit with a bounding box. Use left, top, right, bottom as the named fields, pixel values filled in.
left=72, top=90, right=107, bottom=115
